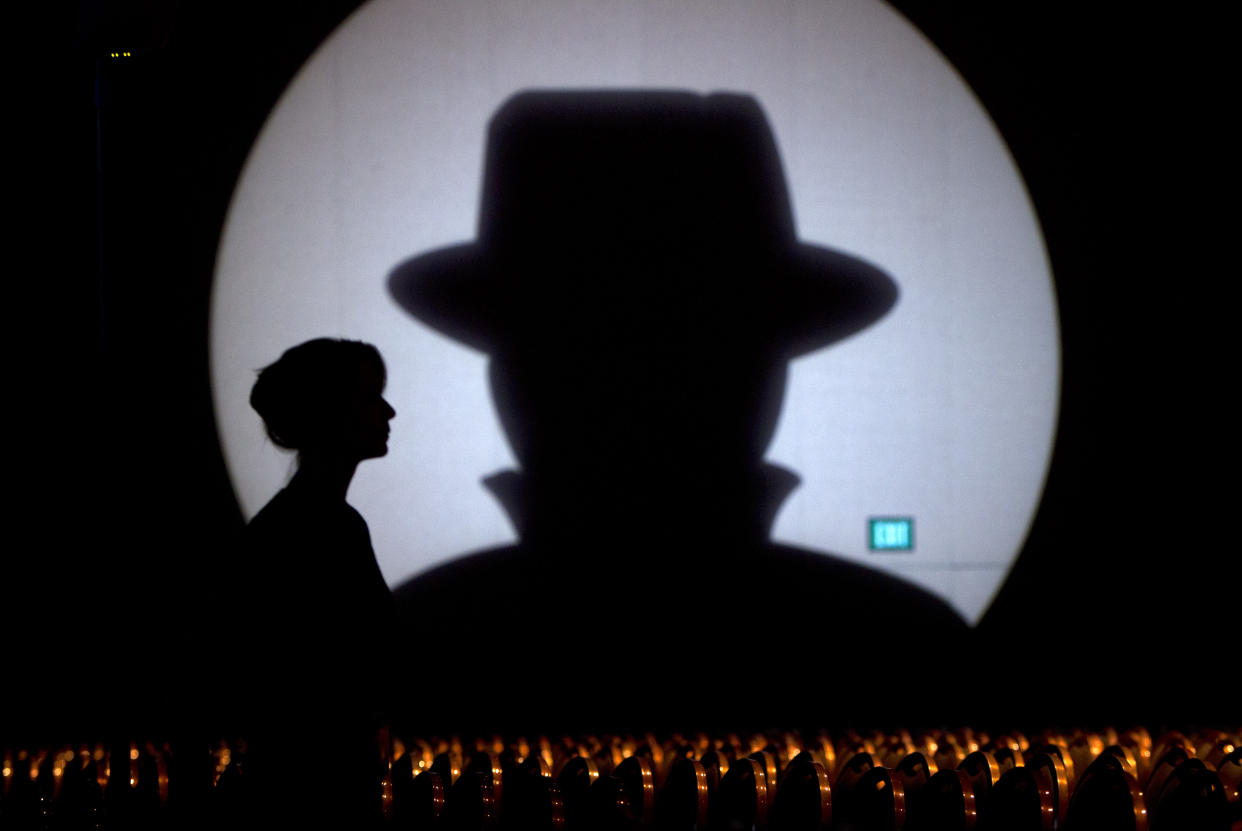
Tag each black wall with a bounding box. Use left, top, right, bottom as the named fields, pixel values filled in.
left=7, top=1, right=1232, bottom=739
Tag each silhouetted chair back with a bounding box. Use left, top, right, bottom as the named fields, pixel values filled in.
left=979, top=765, right=1053, bottom=831
left=1064, top=753, right=1147, bottom=831
left=391, top=767, right=445, bottom=830
left=768, top=751, right=832, bottom=831
left=711, top=756, right=769, bottom=831
left=959, top=750, right=1002, bottom=809
left=912, top=768, right=979, bottom=831
left=653, top=755, right=709, bottom=831
left=500, top=757, right=565, bottom=831
left=556, top=755, right=600, bottom=829
left=1215, top=745, right=1241, bottom=828
left=1146, top=757, right=1228, bottom=831
left=587, top=773, right=635, bottom=830
left=839, top=765, right=906, bottom=831
left=1027, top=750, right=1071, bottom=828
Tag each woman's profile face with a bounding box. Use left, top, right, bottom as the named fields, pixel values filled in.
left=344, top=359, right=396, bottom=462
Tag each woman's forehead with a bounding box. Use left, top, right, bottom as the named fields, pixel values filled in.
left=357, top=358, right=386, bottom=391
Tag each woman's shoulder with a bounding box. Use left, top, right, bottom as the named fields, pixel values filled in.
left=249, top=486, right=362, bottom=528
left=246, top=489, right=372, bottom=565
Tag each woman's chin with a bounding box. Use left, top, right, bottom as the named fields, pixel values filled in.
left=359, top=442, right=389, bottom=461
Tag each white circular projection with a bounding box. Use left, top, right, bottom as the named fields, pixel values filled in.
left=211, top=0, right=1058, bottom=624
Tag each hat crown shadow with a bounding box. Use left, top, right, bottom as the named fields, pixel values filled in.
left=388, top=89, right=898, bottom=357
left=479, top=90, right=796, bottom=260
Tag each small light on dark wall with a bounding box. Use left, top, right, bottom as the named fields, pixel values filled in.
left=869, top=517, right=913, bottom=551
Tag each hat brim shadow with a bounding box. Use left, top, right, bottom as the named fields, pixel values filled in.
left=387, top=241, right=898, bottom=358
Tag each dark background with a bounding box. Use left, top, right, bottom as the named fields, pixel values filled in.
left=7, top=1, right=1233, bottom=739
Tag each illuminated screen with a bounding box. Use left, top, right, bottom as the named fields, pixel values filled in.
left=210, top=0, right=1059, bottom=624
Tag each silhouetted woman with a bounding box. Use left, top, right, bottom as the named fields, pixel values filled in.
left=235, top=338, right=397, bottom=829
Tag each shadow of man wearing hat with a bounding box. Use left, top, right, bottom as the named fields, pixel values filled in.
left=389, top=91, right=966, bottom=731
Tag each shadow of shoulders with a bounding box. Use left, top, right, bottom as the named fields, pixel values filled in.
left=389, top=542, right=966, bottom=731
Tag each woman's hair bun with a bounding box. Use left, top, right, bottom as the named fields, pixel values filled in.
left=250, top=338, right=384, bottom=451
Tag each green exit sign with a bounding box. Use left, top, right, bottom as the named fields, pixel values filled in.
left=869, top=517, right=914, bottom=551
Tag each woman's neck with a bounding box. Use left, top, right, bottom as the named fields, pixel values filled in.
left=290, top=452, right=359, bottom=503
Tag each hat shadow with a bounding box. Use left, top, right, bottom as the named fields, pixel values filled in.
left=388, top=90, right=899, bottom=546
left=386, top=91, right=963, bottom=729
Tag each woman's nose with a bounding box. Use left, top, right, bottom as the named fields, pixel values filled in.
left=384, top=398, right=396, bottom=418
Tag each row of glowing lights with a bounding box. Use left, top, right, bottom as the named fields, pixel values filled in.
left=377, top=733, right=1226, bottom=827
left=6, top=732, right=1232, bottom=795
left=387, top=732, right=963, bottom=785
left=430, top=731, right=1231, bottom=785
left=386, top=734, right=995, bottom=823
left=6, top=736, right=1235, bottom=831
left=393, top=734, right=784, bottom=777
left=377, top=730, right=1123, bottom=774
left=378, top=728, right=1237, bottom=822
left=0, top=744, right=166, bottom=792
left=0, top=733, right=1139, bottom=785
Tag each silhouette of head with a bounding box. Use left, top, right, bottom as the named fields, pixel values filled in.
left=250, top=338, right=395, bottom=464
left=389, top=90, right=896, bottom=524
